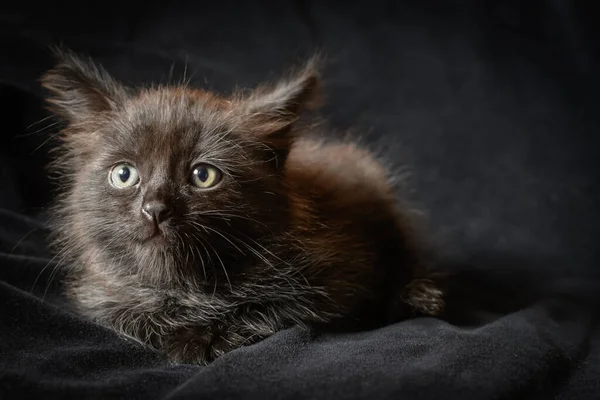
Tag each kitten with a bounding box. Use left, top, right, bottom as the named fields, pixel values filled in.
left=41, top=47, right=444, bottom=365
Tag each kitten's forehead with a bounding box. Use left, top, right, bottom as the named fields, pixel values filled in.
left=114, top=87, right=235, bottom=151
left=99, top=87, right=252, bottom=170
left=125, top=87, right=230, bottom=132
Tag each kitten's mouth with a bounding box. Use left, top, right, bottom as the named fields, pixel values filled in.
left=142, top=225, right=170, bottom=245
left=146, top=233, right=167, bottom=245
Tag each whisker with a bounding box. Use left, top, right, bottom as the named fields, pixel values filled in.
left=186, top=210, right=271, bottom=230
left=190, top=222, right=245, bottom=255
left=41, top=247, right=74, bottom=301
left=10, top=228, right=39, bottom=253
left=207, top=240, right=232, bottom=291
left=25, top=114, right=55, bottom=130
left=31, top=243, right=73, bottom=295
left=189, top=232, right=208, bottom=281
left=31, top=131, right=61, bottom=154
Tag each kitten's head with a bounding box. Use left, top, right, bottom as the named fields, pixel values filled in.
left=42, top=47, right=321, bottom=287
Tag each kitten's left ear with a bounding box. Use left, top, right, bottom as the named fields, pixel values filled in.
left=41, top=46, right=129, bottom=122
left=239, top=56, right=322, bottom=138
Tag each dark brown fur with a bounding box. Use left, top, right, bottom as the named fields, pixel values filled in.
left=41, top=47, right=443, bottom=364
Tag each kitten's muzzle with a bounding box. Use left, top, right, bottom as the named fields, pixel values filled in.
left=142, top=200, right=172, bottom=226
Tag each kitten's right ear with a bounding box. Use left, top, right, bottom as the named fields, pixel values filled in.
left=238, top=55, right=323, bottom=138
left=41, top=46, right=129, bottom=122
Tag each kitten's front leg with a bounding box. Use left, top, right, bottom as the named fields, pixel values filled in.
left=163, top=324, right=262, bottom=365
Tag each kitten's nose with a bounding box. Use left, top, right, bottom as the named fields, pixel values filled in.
left=142, top=200, right=172, bottom=224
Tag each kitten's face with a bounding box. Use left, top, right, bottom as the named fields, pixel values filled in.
left=74, top=90, right=283, bottom=282
left=42, top=49, right=319, bottom=286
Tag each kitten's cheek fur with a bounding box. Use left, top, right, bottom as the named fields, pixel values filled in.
left=44, top=47, right=444, bottom=365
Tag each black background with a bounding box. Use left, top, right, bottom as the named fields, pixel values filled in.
left=0, top=1, right=599, bottom=399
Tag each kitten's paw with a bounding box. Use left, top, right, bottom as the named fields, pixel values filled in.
left=164, top=328, right=215, bottom=365
left=164, top=327, right=239, bottom=365
left=404, top=278, right=445, bottom=316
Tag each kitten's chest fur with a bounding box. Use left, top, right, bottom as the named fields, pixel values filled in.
left=67, top=236, right=360, bottom=355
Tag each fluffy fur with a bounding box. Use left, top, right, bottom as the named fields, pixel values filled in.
left=41, top=47, right=444, bottom=364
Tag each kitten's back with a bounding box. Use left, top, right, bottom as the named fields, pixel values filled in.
left=286, top=137, right=396, bottom=204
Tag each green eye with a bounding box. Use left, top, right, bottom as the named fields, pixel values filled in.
left=191, top=164, right=222, bottom=188
left=109, top=163, right=140, bottom=188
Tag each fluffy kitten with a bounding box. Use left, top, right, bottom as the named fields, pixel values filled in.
left=41, top=48, right=443, bottom=364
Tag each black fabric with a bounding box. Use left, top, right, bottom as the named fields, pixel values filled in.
left=1, top=1, right=599, bottom=399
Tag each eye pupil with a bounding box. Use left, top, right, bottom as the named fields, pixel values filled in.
left=196, top=167, right=209, bottom=182
left=118, top=167, right=130, bottom=182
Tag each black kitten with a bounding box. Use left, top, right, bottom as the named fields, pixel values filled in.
left=42, top=47, right=444, bottom=364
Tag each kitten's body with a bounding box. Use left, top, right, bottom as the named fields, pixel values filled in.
left=43, top=49, right=443, bottom=364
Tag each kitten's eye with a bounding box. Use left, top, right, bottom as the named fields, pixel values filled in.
left=191, top=164, right=222, bottom=189
left=109, top=163, right=140, bottom=189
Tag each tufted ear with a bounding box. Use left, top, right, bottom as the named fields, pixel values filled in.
left=239, top=56, right=322, bottom=137
left=41, top=46, right=129, bottom=122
